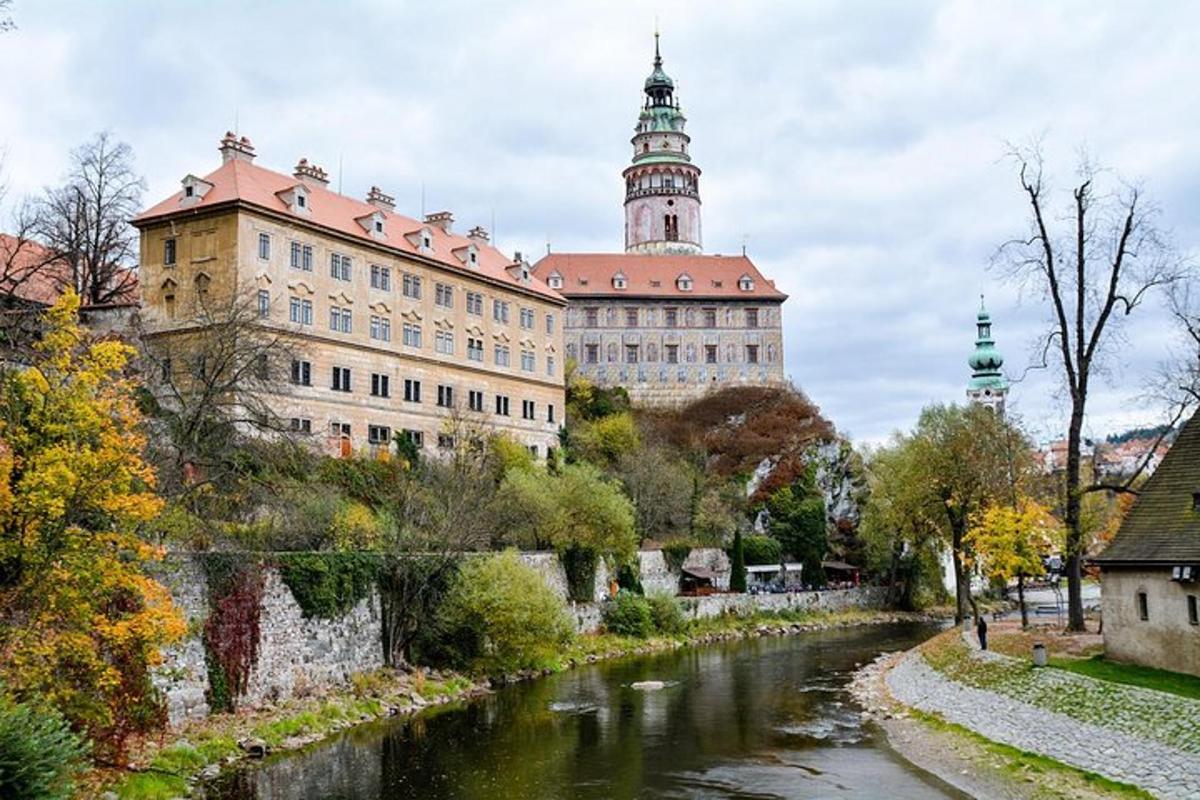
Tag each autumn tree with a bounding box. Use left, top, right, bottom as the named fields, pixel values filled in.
left=997, top=147, right=1182, bottom=630
left=966, top=499, right=1062, bottom=628
left=765, top=464, right=827, bottom=588
left=0, top=292, right=184, bottom=758
left=37, top=132, right=143, bottom=305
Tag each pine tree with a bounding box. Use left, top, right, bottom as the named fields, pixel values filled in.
left=730, top=528, right=747, bottom=593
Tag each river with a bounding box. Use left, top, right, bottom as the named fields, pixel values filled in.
left=205, top=622, right=962, bottom=799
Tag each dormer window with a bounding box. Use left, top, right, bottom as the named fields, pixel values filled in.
left=676, top=273, right=693, bottom=292
left=296, top=194, right=306, bottom=208
left=179, top=174, right=214, bottom=208
left=374, top=219, right=384, bottom=233
left=276, top=184, right=311, bottom=216
left=184, top=185, right=195, bottom=198
left=469, top=251, right=478, bottom=266
left=357, top=210, right=387, bottom=240
left=739, top=274, right=754, bottom=291
left=613, top=271, right=628, bottom=290
left=548, top=272, right=563, bottom=290
left=423, top=234, right=432, bottom=249
left=405, top=226, right=436, bottom=254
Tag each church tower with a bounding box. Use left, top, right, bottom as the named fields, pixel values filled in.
left=623, top=35, right=702, bottom=255
left=967, top=298, right=1009, bottom=414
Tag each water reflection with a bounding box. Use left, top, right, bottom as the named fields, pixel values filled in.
left=205, top=623, right=962, bottom=800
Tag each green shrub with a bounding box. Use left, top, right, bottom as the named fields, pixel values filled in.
left=561, top=546, right=598, bottom=602
left=646, top=593, right=686, bottom=634
left=742, top=534, right=783, bottom=566
left=616, top=560, right=643, bottom=594
left=434, top=551, right=574, bottom=674
left=0, top=696, right=89, bottom=800
left=602, top=591, right=654, bottom=638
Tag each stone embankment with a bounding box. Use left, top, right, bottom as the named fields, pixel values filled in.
left=867, top=633, right=1200, bottom=800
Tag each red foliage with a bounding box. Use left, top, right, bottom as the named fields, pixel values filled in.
left=203, top=565, right=264, bottom=710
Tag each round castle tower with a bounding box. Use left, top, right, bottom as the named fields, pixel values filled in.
left=623, top=34, right=702, bottom=255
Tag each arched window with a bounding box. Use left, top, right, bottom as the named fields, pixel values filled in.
left=643, top=142, right=650, bottom=153
left=646, top=342, right=658, bottom=362
left=606, top=342, right=617, bottom=363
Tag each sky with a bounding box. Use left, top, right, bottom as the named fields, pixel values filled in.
left=1, top=0, right=1196, bottom=445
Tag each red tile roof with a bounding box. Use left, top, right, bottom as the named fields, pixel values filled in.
left=532, top=252, right=787, bottom=300
left=0, top=234, right=139, bottom=307
left=134, top=157, right=564, bottom=303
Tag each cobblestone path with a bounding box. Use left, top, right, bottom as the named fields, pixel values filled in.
left=886, top=649, right=1200, bottom=800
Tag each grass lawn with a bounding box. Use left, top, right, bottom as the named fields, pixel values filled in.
left=1050, top=655, right=1200, bottom=701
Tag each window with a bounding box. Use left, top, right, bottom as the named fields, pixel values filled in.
left=403, top=323, right=422, bottom=348
left=522, top=400, right=535, bottom=420
left=403, top=429, right=424, bottom=448
left=163, top=238, right=177, bottom=266
left=1189, top=595, right=1199, bottom=626
left=330, top=421, right=351, bottom=439
left=739, top=276, right=754, bottom=291
left=521, top=350, right=535, bottom=372
left=665, top=308, right=678, bottom=328
left=585, top=343, right=599, bottom=364
left=547, top=356, right=556, bottom=377
left=257, top=289, right=270, bottom=318
left=436, top=283, right=454, bottom=308
left=368, top=425, right=391, bottom=445
left=289, top=297, right=313, bottom=326
left=584, top=307, right=599, bottom=328
left=625, top=344, right=638, bottom=364
left=289, top=417, right=311, bottom=434
left=746, top=308, right=759, bottom=328
left=331, top=366, right=352, bottom=392
left=437, top=384, right=454, bottom=408
left=705, top=344, right=718, bottom=364
left=606, top=308, right=618, bottom=326
left=404, top=379, right=421, bottom=403
left=646, top=343, right=658, bottom=362
left=1137, top=591, right=1149, bottom=621
left=330, top=253, right=352, bottom=281
left=330, top=306, right=352, bottom=334
left=467, top=337, right=483, bottom=362
left=438, top=433, right=455, bottom=450
left=703, top=308, right=717, bottom=327
left=370, top=264, right=391, bottom=291
left=467, top=291, right=483, bottom=316
left=548, top=404, right=555, bottom=424
left=685, top=308, right=696, bottom=327
left=520, top=307, right=534, bottom=329
left=258, top=232, right=271, bottom=260
left=290, top=359, right=311, bottom=386
left=546, top=313, right=555, bottom=334
left=493, top=299, right=510, bottom=324
left=686, top=343, right=696, bottom=363
left=746, top=344, right=759, bottom=364
left=296, top=194, right=307, bottom=209
left=402, top=273, right=422, bottom=300
left=494, top=345, right=511, bottom=367
left=435, top=330, right=454, bottom=355
left=495, top=395, right=510, bottom=416
left=369, top=315, right=391, bottom=342
left=666, top=344, right=679, bottom=364
left=626, top=308, right=638, bottom=327
left=370, top=373, right=390, bottom=398
left=468, top=389, right=484, bottom=412
left=290, top=242, right=313, bottom=271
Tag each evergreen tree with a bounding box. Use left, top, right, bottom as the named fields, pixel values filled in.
left=729, top=528, right=747, bottom=593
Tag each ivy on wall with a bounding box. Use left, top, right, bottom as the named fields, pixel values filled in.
left=276, top=552, right=382, bottom=619
left=662, top=542, right=693, bottom=573
left=199, top=553, right=265, bottom=713
left=561, top=546, right=598, bottom=603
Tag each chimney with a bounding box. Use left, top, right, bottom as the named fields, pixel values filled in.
left=293, top=158, right=330, bottom=187
left=467, top=225, right=490, bottom=245
left=424, top=211, right=453, bottom=233
left=366, top=186, right=395, bottom=212
left=219, top=132, right=256, bottom=164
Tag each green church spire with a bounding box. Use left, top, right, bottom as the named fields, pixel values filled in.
left=967, top=296, right=1009, bottom=412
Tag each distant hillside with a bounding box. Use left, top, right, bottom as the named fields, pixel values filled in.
left=1104, top=424, right=1177, bottom=446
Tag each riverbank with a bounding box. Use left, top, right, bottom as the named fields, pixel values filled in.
left=97, top=606, right=943, bottom=799
left=854, top=623, right=1200, bottom=800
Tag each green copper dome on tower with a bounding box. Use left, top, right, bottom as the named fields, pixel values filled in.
left=968, top=297, right=1009, bottom=393
left=644, top=32, right=675, bottom=95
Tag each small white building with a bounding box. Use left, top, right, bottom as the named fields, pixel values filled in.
left=745, top=563, right=804, bottom=591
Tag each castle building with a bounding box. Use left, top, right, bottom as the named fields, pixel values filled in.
left=133, top=133, right=565, bottom=458
left=966, top=299, right=1008, bottom=414
left=533, top=37, right=787, bottom=405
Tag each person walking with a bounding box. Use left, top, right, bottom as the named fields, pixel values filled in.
left=976, top=616, right=989, bottom=651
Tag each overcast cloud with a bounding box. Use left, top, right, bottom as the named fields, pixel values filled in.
left=1, top=1, right=1196, bottom=444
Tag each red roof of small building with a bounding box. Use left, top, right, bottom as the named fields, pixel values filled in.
left=0, top=234, right=139, bottom=307
left=532, top=252, right=787, bottom=300
left=134, top=156, right=564, bottom=304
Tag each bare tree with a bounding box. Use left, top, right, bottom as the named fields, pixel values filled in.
left=1161, top=281, right=1200, bottom=409
left=38, top=132, right=144, bottom=305
left=138, top=285, right=301, bottom=499
left=0, top=0, right=14, bottom=33
left=996, top=147, right=1181, bottom=631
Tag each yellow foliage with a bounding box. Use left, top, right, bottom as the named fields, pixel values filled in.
left=330, top=501, right=382, bottom=550
left=965, top=498, right=1064, bottom=583
left=0, top=291, right=184, bottom=758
